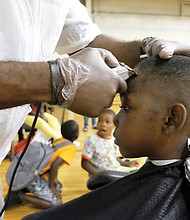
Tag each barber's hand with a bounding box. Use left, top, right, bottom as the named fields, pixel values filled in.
left=142, top=37, right=190, bottom=59
left=58, top=47, right=127, bottom=117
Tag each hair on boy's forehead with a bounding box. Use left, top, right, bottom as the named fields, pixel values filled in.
left=134, top=55, right=190, bottom=88
left=129, top=55, right=190, bottom=111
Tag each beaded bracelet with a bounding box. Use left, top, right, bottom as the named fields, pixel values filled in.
left=47, top=59, right=60, bottom=105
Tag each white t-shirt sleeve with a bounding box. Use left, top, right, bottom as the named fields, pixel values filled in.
left=55, top=0, right=101, bottom=55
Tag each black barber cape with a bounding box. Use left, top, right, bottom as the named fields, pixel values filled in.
left=23, top=161, right=190, bottom=220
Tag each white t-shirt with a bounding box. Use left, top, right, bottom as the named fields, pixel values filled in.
left=82, top=133, right=121, bottom=171
left=0, top=0, right=101, bottom=163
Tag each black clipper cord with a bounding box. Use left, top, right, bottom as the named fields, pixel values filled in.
left=0, top=102, right=42, bottom=217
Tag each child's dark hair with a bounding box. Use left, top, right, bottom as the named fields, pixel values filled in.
left=61, top=120, right=79, bottom=142
left=99, top=108, right=116, bottom=118
left=135, top=55, right=190, bottom=108
left=136, top=55, right=190, bottom=90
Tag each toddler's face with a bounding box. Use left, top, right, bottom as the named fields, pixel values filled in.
left=97, top=113, right=115, bottom=138
left=113, top=72, right=165, bottom=158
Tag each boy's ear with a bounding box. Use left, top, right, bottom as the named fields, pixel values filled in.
left=163, top=103, right=187, bottom=134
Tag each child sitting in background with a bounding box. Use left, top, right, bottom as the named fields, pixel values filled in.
left=81, top=108, right=139, bottom=175
left=24, top=55, right=190, bottom=219
left=6, top=120, right=79, bottom=210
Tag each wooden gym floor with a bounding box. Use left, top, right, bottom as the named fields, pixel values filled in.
left=0, top=95, right=146, bottom=220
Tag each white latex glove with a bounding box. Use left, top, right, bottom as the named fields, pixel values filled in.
left=142, top=37, right=190, bottom=59
left=58, top=47, right=127, bottom=117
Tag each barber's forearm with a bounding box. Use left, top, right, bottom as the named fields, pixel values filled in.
left=88, top=34, right=141, bottom=68
left=0, top=61, right=64, bottom=109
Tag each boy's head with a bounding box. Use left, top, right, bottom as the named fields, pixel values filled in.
left=113, top=55, right=190, bottom=160
left=97, top=108, right=116, bottom=137
left=61, top=120, right=79, bottom=142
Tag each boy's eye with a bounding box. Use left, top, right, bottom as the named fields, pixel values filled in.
left=119, top=105, right=130, bottom=112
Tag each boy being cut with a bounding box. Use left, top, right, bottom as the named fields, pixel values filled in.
left=23, top=55, right=190, bottom=220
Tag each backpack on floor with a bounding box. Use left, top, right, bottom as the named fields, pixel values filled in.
left=6, top=140, right=71, bottom=191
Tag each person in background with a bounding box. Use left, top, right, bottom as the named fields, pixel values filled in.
left=6, top=120, right=79, bottom=210
left=82, top=109, right=139, bottom=175
left=18, top=102, right=47, bottom=142
left=83, top=116, right=97, bottom=132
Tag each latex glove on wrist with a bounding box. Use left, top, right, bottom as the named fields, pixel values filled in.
left=58, top=47, right=127, bottom=117
left=141, top=37, right=190, bottom=59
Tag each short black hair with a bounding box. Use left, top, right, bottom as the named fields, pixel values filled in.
left=134, top=55, right=190, bottom=108
left=136, top=55, right=190, bottom=87
left=61, top=120, right=79, bottom=142
left=99, top=108, right=116, bottom=118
